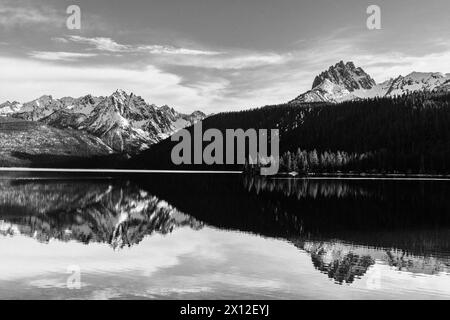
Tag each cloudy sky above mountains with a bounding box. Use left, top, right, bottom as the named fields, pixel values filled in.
left=1, top=0, right=450, bottom=112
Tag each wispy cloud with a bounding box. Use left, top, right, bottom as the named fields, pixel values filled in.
left=54, top=36, right=289, bottom=69
left=158, top=52, right=291, bottom=70
left=139, top=45, right=221, bottom=56
left=51, top=37, right=70, bottom=44
left=29, top=51, right=98, bottom=61
left=61, top=36, right=221, bottom=56
left=67, top=36, right=129, bottom=53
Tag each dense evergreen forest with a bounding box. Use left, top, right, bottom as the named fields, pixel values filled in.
left=127, top=91, right=450, bottom=174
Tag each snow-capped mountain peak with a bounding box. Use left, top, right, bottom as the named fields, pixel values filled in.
left=290, top=61, right=376, bottom=104
left=385, top=72, right=449, bottom=96
left=290, top=61, right=450, bottom=104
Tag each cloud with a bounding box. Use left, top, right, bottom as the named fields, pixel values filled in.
left=4, top=24, right=450, bottom=113
left=29, top=51, right=98, bottom=61
left=158, top=52, right=291, bottom=70
left=67, top=36, right=129, bottom=52
left=50, top=36, right=288, bottom=70
left=357, top=49, right=450, bottom=83
left=0, top=56, right=227, bottom=112
left=60, top=36, right=288, bottom=69
left=0, top=4, right=63, bottom=28
left=51, top=37, right=69, bottom=44
left=63, top=36, right=221, bottom=56
left=138, top=45, right=221, bottom=56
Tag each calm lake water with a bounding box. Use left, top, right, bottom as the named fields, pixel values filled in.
left=0, top=172, right=449, bottom=299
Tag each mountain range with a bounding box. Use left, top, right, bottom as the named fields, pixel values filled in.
left=0, top=90, right=206, bottom=154
left=289, top=61, right=450, bottom=104
left=1, top=60, right=450, bottom=168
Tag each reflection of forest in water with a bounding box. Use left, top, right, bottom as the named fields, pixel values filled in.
left=243, top=175, right=372, bottom=199
left=0, top=174, right=449, bottom=285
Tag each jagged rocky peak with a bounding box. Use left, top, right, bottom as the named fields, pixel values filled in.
left=160, top=104, right=177, bottom=115
left=159, top=105, right=180, bottom=121
left=159, top=104, right=206, bottom=123
left=101, top=89, right=152, bottom=115
left=289, top=61, right=379, bottom=104
left=312, top=61, right=376, bottom=91
left=35, top=94, right=54, bottom=103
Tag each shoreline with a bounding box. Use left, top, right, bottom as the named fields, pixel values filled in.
left=1, top=167, right=450, bottom=180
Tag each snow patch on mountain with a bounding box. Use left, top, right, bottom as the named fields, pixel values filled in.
left=292, top=79, right=356, bottom=103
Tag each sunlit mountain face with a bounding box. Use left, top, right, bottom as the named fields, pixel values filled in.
left=0, top=173, right=449, bottom=299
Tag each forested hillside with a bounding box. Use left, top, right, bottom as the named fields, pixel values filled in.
left=127, top=91, right=450, bottom=174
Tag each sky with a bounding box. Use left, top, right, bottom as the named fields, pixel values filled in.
left=0, top=0, right=450, bottom=113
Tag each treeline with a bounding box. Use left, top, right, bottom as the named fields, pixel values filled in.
left=279, top=149, right=374, bottom=173
left=244, top=148, right=374, bottom=174
left=280, top=91, right=450, bottom=173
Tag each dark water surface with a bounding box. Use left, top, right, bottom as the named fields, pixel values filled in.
left=0, top=172, right=449, bottom=299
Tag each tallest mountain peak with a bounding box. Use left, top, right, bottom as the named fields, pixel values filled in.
left=112, top=89, right=130, bottom=98
left=289, top=61, right=378, bottom=104
left=312, top=61, right=376, bottom=91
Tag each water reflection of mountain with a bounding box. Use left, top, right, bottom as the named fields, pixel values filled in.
left=1, top=174, right=449, bottom=285
left=0, top=178, right=203, bottom=249
left=291, top=240, right=449, bottom=284
left=298, top=241, right=375, bottom=285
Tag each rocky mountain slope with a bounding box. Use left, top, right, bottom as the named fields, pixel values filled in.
left=385, top=72, right=450, bottom=96
left=290, top=61, right=450, bottom=104
left=0, top=101, right=22, bottom=115
left=1, top=90, right=206, bottom=154
left=0, top=117, right=113, bottom=167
